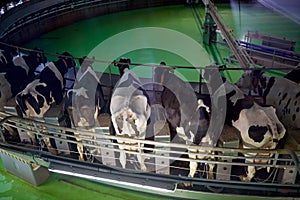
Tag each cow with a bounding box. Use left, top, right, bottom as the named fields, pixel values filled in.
left=0, top=44, right=17, bottom=68
left=158, top=64, right=212, bottom=179
left=236, top=69, right=300, bottom=129
left=0, top=49, right=46, bottom=109
left=110, top=68, right=151, bottom=171
left=16, top=52, right=76, bottom=154
left=205, top=67, right=286, bottom=182
left=67, top=56, right=107, bottom=161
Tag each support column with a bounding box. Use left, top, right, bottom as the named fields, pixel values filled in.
left=203, top=13, right=217, bottom=45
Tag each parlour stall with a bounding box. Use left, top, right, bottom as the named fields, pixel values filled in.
left=0, top=0, right=299, bottom=199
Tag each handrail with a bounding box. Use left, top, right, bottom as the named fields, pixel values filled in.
left=239, top=41, right=300, bottom=61
left=1, top=41, right=300, bottom=72
left=204, top=0, right=256, bottom=69
left=1, top=113, right=299, bottom=173
left=0, top=0, right=182, bottom=42
left=0, top=0, right=127, bottom=38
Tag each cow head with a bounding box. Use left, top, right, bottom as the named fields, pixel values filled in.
left=20, top=48, right=47, bottom=76
left=114, top=57, right=131, bottom=77
left=30, top=48, right=47, bottom=67
left=78, top=56, right=94, bottom=73
left=236, top=69, right=267, bottom=96
left=57, top=52, right=76, bottom=75
left=0, top=45, right=17, bottom=67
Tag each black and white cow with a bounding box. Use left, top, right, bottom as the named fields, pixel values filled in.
left=158, top=66, right=212, bottom=179
left=0, top=44, right=17, bottom=68
left=0, top=49, right=46, bottom=109
left=206, top=68, right=286, bottom=182
left=16, top=52, right=75, bottom=117
left=236, top=69, right=300, bottom=129
left=67, top=56, right=107, bottom=160
left=16, top=52, right=76, bottom=154
left=110, top=68, right=151, bottom=171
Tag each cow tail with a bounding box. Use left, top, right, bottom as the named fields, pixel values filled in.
left=27, top=95, right=41, bottom=115
left=16, top=94, right=27, bottom=115
left=96, top=83, right=107, bottom=113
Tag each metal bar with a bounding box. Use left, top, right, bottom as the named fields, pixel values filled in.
left=203, top=0, right=256, bottom=69
left=1, top=114, right=299, bottom=169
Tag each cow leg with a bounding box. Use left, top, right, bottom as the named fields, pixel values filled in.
left=43, top=137, right=58, bottom=155
left=119, top=149, right=127, bottom=169
left=183, top=149, right=198, bottom=187
left=74, top=133, right=85, bottom=161
left=137, top=153, right=147, bottom=171
left=27, top=131, right=37, bottom=146
left=183, top=160, right=197, bottom=187
left=77, top=143, right=85, bottom=161
left=207, top=163, right=215, bottom=179
left=240, top=165, right=256, bottom=182
left=189, top=161, right=198, bottom=178
left=3, top=125, right=16, bottom=136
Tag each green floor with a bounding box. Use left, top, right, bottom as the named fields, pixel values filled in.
left=1, top=2, right=300, bottom=200
left=24, top=3, right=300, bottom=83
left=0, top=159, right=173, bottom=200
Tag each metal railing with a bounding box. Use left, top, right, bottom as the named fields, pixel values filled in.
left=0, top=0, right=129, bottom=40
left=0, top=113, right=299, bottom=185
left=203, top=0, right=256, bottom=69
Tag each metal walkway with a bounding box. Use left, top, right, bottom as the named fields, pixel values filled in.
left=202, top=0, right=256, bottom=69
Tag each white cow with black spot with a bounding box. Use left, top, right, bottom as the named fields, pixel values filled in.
left=204, top=67, right=286, bottom=182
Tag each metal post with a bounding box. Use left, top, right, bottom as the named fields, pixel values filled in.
left=199, top=68, right=202, bottom=94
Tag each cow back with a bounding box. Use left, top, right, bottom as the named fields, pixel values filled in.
left=68, top=66, right=106, bottom=128
left=110, top=69, right=151, bottom=139
left=161, top=72, right=202, bottom=143
left=263, top=77, right=300, bottom=129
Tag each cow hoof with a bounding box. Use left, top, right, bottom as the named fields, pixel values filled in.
left=183, top=182, right=192, bottom=187
left=183, top=174, right=193, bottom=187
left=79, top=157, right=85, bottom=161
left=208, top=173, right=214, bottom=179
left=239, top=175, right=251, bottom=182
left=48, top=148, right=58, bottom=155
left=141, top=165, right=147, bottom=171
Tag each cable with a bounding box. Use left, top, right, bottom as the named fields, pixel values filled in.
left=1, top=41, right=299, bottom=71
